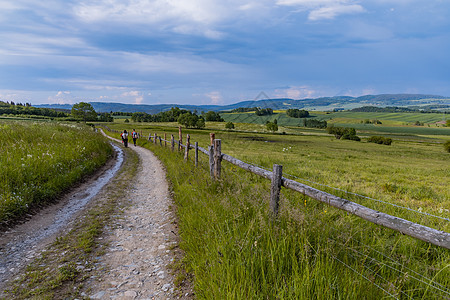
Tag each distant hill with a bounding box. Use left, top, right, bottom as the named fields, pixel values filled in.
left=35, top=94, right=450, bottom=114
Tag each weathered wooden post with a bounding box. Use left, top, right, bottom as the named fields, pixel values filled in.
left=178, top=126, right=183, bottom=151
left=154, top=133, right=157, bottom=144
left=159, top=136, right=162, bottom=146
left=210, top=133, right=215, bottom=146
left=148, top=133, right=152, bottom=142
left=270, top=164, right=283, bottom=216
left=184, top=134, right=190, bottom=161
left=214, top=139, right=222, bottom=179
left=164, top=133, right=167, bottom=147
left=209, top=144, right=215, bottom=179
left=171, top=134, right=174, bottom=152
left=195, top=142, right=199, bottom=167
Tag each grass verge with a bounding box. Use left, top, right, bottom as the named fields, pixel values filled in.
left=124, top=126, right=449, bottom=299
left=2, top=143, right=140, bottom=299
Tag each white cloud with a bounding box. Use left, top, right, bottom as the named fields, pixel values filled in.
left=276, top=0, right=365, bottom=20
left=309, top=4, right=364, bottom=20
left=47, top=91, right=74, bottom=104
left=73, top=0, right=235, bottom=38
left=274, top=86, right=318, bottom=99
left=205, top=91, right=223, bottom=104
left=121, top=90, right=144, bottom=104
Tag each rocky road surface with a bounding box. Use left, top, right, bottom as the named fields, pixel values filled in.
left=81, top=133, right=188, bottom=299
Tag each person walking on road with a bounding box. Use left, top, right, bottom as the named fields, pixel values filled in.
left=132, top=129, right=138, bottom=147
left=121, top=130, right=129, bottom=148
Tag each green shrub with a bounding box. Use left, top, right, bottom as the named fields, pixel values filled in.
left=444, top=140, right=450, bottom=152
left=327, top=125, right=359, bottom=141
left=225, top=121, right=235, bottom=129
left=368, top=136, right=392, bottom=145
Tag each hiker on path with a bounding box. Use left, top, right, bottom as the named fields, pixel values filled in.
left=132, top=129, right=138, bottom=147
left=121, top=130, right=129, bottom=148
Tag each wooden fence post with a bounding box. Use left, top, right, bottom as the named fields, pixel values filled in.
left=148, top=133, right=152, bottom=142
left=154, top=133, right=157, bottom=144
left=195, top=142, right=199, bottom=167
left=179, top=126, right=183, bottom=151
left=171, top=135, right=174, bottom=152
left=210, top=133, right=215, bottom=146
left=164, top=133, right=167, bottom=147
left=214, top=139, right=222, bottom=179
left=159, top=136, right=162, bottom=146
left=270, top=164, right=283, bottom=216
left=184, top=134, right=190, bottom=161
left=209, top=144, right=215, bottom=179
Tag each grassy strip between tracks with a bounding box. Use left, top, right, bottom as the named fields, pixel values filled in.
left=2, top=143, right=139, bottom=299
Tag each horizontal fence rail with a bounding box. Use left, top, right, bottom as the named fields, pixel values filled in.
left=104, top=126, right=450, bottom=250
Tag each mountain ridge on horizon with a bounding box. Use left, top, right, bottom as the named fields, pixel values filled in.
left=35, top=93, right=450, bottom=114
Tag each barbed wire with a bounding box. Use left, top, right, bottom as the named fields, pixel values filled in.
left=344, top=250, right=413, bottom=300
left=230, top=156, right=449, bottom=223
left=352, top=241, right=450, bottom=294
left=330, top=254, right=400, bottom=299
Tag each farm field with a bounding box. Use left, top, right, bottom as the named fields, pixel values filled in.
left=0, top=120, right=113, bottom=225
left=103, top=121, right=450, bottom=299
left=220, top=111, right=450, bottom=135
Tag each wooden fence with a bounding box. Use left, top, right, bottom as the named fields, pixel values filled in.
left=104, top=126, right=450, bottom=249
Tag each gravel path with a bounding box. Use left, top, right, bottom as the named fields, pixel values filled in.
left=82, top=136, right=188, bottom=299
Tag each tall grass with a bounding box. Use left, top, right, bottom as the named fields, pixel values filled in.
left=0, top=121, right=112, bottom=224
left=103, top=124, right=449, bottom=299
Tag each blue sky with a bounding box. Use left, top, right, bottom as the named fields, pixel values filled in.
left=1, top=0, right=450, bottom=105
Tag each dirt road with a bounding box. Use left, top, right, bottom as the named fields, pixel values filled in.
left=1, top=132, right=188, bottom=299
left=80, top=134, right=185, bottom=299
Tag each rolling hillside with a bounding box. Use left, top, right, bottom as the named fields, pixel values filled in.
left=34, top=94, right=450, bottom=114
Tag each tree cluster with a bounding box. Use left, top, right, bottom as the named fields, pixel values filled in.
left=367, top=136, right=392, bottom=145
left=266, top=120, right=278, bottom=132
left=0, top=101, right=68, bottom=118
left=302, top=119, right=327, bottom=129
left=225, top=121, right=235, bottom=129
left=71, top=102, right=98, bottom=122
left=326, top=125, right=360, bottom=141
left=131, top=107, right=188, bottom=122
left=286, top=109, right=309, bottom=118
left=203, top=111, right=224, bottom=122
left=231, top=107, right=257, bottom=113
left=255, top=108, right=273, bottom=116
left=178, top=112, right=205, bottom=129
left=362, top=119, right=382, bottom=124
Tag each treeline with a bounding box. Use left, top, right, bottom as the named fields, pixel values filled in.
left=255, top=108, right=273, bottom=116
left=301, top=119, right=327, bottom=129
left=286, top=109, right=309, bottom=118
left=130, top=107, right=224, bottom=128
left=231, top=107, right=257, bottom=113
left=0, top=101, right=69, bottom=118
left=231, top=107, right=274, bottom=116
left=131, top=107, right=223, bottom=123
left=351, top=106, right=446, bottom=113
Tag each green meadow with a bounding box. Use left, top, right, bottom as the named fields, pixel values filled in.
left=103, top=121, right=449, bottom=299
left=220, top=111, right=449, bottom=135
left=0, top=120, right=112, bottom=225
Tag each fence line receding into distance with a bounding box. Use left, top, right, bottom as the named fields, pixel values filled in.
left=104, top=126, right=450, bottom=250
